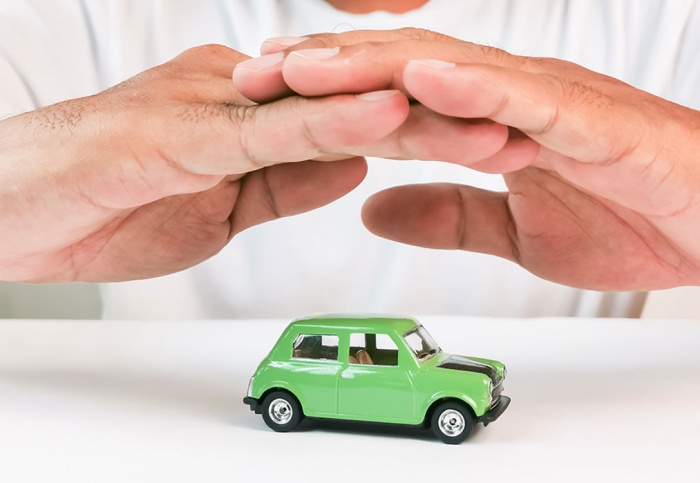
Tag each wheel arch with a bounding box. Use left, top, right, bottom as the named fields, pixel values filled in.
left=423, top=396, right=476, bottom=426
left=260, top=386, right=304, bottom=412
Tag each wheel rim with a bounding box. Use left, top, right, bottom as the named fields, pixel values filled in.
left=438, top=409, right=465, bottom=437
left=268, top=398, right=293, bottom=425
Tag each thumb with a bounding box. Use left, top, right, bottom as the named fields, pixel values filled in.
left=361, top=183, right=517, bottom=261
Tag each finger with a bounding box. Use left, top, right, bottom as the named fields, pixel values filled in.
left=295, top=28, right=464, bottom=49
left=250, top=32, right=428, bottom=97
left=241, top=29, right=456, bottom=101
left=260, top=36, right=309, bottom=55
left=77, top=181, right=241, bottom=281
left=466, top=129, right=541, bottom=174
left=226, top=91, right=527, bottom=173
left=402, top=59, right=642, bottom=165
left=234, top=35, right=507, bottom=103
left=261, top=28, right=462, bottom=56
left=280, top=40, right=512, bottom=98
left=230, top=157, right=367, bottom=235
left=69, top=159, right=367, bottom=282
left=341, top=103, right=511, bottom=166
left=360, top=179, right=686, bottom=291
left=159, top=89, right=410, bottom=177
left=361, top=183, right=518, bottom=262
left=232, top=51, right=292, bottom=103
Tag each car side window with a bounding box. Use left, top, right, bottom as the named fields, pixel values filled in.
left=348, top=333, right=399, bottom=366
left=292, top=334, right=339, bottom=361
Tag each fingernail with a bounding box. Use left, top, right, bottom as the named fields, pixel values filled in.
left=261, top=36, right=308, bottom=51
left=289, top=47, right=340, bottom=61
left=356, top=90, right=400, bottom=102
left=236, top=52, right=284, bottom=71
left=408, top=59, right=457, bottom=69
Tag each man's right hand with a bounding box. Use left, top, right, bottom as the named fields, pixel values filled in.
left=234, top=29, right=700, bottom=291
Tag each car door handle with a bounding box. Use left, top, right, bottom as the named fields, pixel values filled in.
left=341, top=373, right=354, bottom=379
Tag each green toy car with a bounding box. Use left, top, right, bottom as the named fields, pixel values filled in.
left=243, top=314, right=510, bottom=444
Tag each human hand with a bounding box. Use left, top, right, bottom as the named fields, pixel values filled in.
left=0, top=44, right=416, bottom=282
left=234, top=29, right=700, bottom=290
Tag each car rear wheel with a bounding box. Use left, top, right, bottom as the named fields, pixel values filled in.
left=261, top=391, right=303, bottom=432
left=431, top=401, right=474, bottom=444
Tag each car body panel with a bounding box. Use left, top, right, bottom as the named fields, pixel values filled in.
left=246, top=314, right=508, bottom=427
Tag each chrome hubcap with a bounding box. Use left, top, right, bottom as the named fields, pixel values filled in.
left=268, top=398, right=293, bottom=425
left=438, top=409, right=465, bottom=437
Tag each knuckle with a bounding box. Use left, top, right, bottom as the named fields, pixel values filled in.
left=533, top=74, right=616, bottom=135
left=168, top=44, right=245, bottom=79
left=515, top=56, right=545, bottom=76
left=228, top=103, right=252, bottom=127
left=395, top=27, right=451, bottom=42
left=106, top=67, right=182, bottom=106
left=294, top=34, right=342, bottom=50
left=228, top=105, right=267, bottom=170
left=176, top=43, right=236, bottom=62
left=300, top=114, right=327, bottom=156
left=261, top=168, right=283, bottom=219
left=476, top=44, right=515, bottom=66
left=198, top=43, right=236, bottom=56
left=528, top=74, right=565, bottom=134
left=559, top=76, right=614, bottom=112
left=395, top=27, right=424, bottom=39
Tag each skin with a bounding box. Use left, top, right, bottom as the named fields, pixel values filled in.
left=325, top=0, right=429, bottom=14
left=0, top=45, right=408, bottom=282
left=233, top=28, right=700, bottom=290
left=3, top=1, right=700, bottom=292
left=0, top=42, right=509, bottom=282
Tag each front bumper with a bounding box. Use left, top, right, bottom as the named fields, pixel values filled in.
left=476, top=395, right=511, bottom=426
left=243, top=396, right=261, bottom=413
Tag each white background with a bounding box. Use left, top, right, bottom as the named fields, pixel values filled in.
left=1, top=316, right=699, bottom=482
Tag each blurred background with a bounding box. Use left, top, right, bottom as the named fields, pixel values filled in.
left=0, top=282, right=101, bottom=319
left=0, top=282, right=698, bottom=319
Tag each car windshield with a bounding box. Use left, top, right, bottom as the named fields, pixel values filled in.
left=403, top=326, right=441, bottom=362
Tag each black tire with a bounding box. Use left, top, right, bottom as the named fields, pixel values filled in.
left=430, top=401, right=475, bottom=444
left=261, top=391, right=303, bottom=432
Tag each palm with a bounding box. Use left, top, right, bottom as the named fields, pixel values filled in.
left=65, top=179, right=240, bottom=282
left=502, top=167, right=688, bottom=290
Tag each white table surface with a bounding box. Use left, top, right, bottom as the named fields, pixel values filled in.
left=0, top=316, right=699, bottom=482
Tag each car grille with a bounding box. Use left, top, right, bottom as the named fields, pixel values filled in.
left=491, top=377, right=504, bottom=407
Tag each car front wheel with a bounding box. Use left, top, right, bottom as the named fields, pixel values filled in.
left=430, top=401, right=475, bottom=444
left=261, top=391, right=303, bottom=432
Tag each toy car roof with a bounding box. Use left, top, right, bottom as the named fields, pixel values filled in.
left=289, top=314, right=421, bottom=333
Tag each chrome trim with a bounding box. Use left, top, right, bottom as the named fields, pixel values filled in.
left=267, top=398, right=293, bottom=425
left=246, top=377, right=254, bottom=397
left=437, top=409, right=466, bottom=437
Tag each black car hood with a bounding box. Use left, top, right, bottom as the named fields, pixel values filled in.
left=437, top=355, right=500, bottom=384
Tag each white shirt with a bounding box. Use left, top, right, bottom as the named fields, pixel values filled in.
left=3, top=0, right=700, bottom=319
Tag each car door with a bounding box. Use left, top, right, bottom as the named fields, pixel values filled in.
left=286, top=332, right=341, bottom=417
left=336, top=332, right=416, bottom=424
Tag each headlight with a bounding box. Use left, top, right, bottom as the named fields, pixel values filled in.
left=487, top=379, right=494, bottom=407
left=246, top=377, right=254, bottom=397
